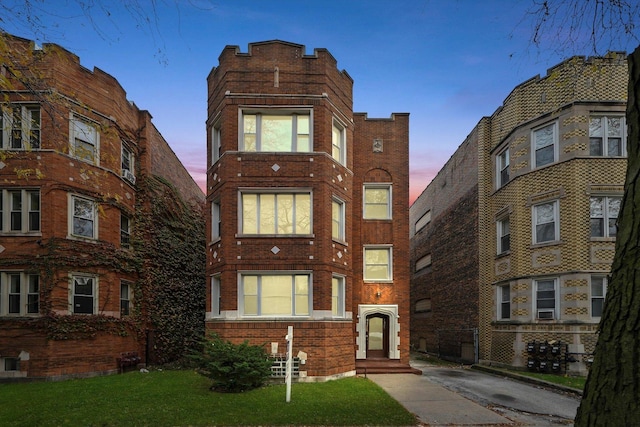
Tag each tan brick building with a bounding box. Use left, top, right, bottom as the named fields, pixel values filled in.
left=410, top=53, right=628, bottom=373
left=0, top=34, right=203, bottom=379
left=205, top=41, right=410, bottom=380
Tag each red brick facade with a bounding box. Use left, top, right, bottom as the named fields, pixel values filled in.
left=0, top=34, right=203, bottom=380
left=205, top=41, right=410, bottom=379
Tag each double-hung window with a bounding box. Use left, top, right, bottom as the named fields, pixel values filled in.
left=241, top=191, right=311, bottom=235
left=332, top=120, right=346, bottom=164
left=332, top=275, right=345, bottom=317
left=241, top=273, right=311, bottom=316
left=241, top=110, right=310, bottom=152
left=0, top=105, right=40, bottom=149
left=211, top=200, right=221, bottom=241
left=535, top=278, right=558, bottom=320
left=533, top=201, right=559, bottom=244
left=498, top=285, right=510, bottom=320
left=120, top=213, right=131, bottom=248
left=211, top=275, right=221, bottom=317
left=364, top=184, right=392, bottom=220
left=121, top=145, right=135, bottom=184
left=589, top=116, right=626, bottom=157
left=70, top=195, right=98, bottom=239
left=0, top=272, right=39, bottom=316
left=332, top=197, right=345, bottom=241
left=364, top=246, right=392, bottom=281
left=70, top=116, right=99, bottom=164
left=120, top=281, right=132, bottom=316
left=591, top=276, right=607, bottom=318
left=497, top=148, right=510, bottom=187
left=0, top=189, right=40, bottom=233
left=211, top=125, right=221, bottom=164
left=533, top=123, right=557, bottom=168
left=497, top=217, right=510, bottom=254
left=71, top=274, right=97, bottom=314
left=590, top=196, right=620, bottom=238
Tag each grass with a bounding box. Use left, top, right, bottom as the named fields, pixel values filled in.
left=510, top=369, right=587, bottom=390
left=0, top=370, right=417, bottom=427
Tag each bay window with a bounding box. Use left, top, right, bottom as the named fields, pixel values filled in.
left=240, top=273, right=311, bottom=317
left=0, top=272, right=39, bottom=316
left=590, top=196, right=620, bottom=238
left=533, top=122, right=557, bottom=168
left=241, top=110, right=310, bottom=152
left=533, top=201, right=559, bottom=244
left=70, top=195, right=98, bottom=239
left=589, top=116, right=626, bottom=157
left=240, top=191, right=311, bottom=235
left=1, top=105, right=40, bottom=149
left=0, top=189, right=40, bottom=233
left=70, top=116, right=99, bottom=164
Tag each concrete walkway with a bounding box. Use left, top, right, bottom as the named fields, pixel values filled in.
left=369, top=373, right=511, bottom=426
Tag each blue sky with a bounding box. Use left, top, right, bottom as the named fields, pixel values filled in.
left=3, top=0, right=637, bottom=202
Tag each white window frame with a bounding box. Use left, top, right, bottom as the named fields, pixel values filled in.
left=238, top=272, right=312, bottom=317
left=0, top=272, right=39, bottom=316
left=1, top=104, right=40, bottom=150
left=532, top=122, right=558, bottom=168
left=532, top=200, right=559, bottom=244
left=211, top=275, right=221, bottom=317
left=0, top=188, right=40, bottom=234
left=332, top=119, right=346, bottom=165
left=590, top=275, right=607, bottom=318
left=70, top=115, right=99, bottom=165
left=590, top=196, right=621, bottom=238
left=363, top=246, right=393, bottom=282
left=211, top=123, right=222, bottom=164
left=415, top=210, right=431, bottom=233
left=534, top=278, right=559, bottom=320
left=331, top=274, right=345, bottom=317
left=589, top=115, right=626, bottom=157
left=69, top=194, right=98, bottom=240
left=498, top=284, right=511, bottom=320
left=211, top=200, right=221, bottom=241
left=239, top=190, right=312, bottom=236
left=120, top=212, right=131, bottom=249
left=332, top=197, right=345, bottom=242
left=69, top=273, right=98, bottom=315
left=120, top=280, right=132, bottom=317
left=363, top=184, right=392, bottom=220
left=121, top=144, right=136, bottom=184
left=497, top=147, right=510, bottom=188
left=497, top=216, right=511, bottom=255
left=240, top=109, right=312, bottom=153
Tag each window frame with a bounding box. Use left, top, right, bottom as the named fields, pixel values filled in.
left=70, top=115, right=100, bottom=165
left=331, top=274, right=345, bottom=318
left=120, top=280, right=132, bottom=317
left=532, top=200, right=559, bottom=244
left=590, top=196, right=621, bottom=239
left=415, top=254, right=432, bottom=271
left=0, top=188, right=40, bottom=234
left=496, top=147, right=510, bottom=188
left=69, top=194, right=98, bottom=240
left=211, top=123, right=222, bottom=165
left=120, top=212, right=131, bottom=249
left=363, top=246, right=393, bottom=282
left=239, top=108, right=312, bottom=153
left=363, top=183, right=392, bottom=220
left=0, top=104, right=40, bottom=150
left=70, top=273, right=98, bottom=315
left=239, top=189, right=312, bottom=236
left=534, top=278, right=558, bottom=320
left=498, top=284, right=511, bottom=320
left=121, top=144, right=136, bottom=184
left=0, top=272, right=40, bottom=316
left=331, top=197, right=345, bottom=242
left=211, top=200, right=221, bottom=241
left=497, top=216, right=511, bottom=255
left=238, top=272, right=312, bottom=318
left=332, top=119, right=346, bottom=165
left=532, top=122, right=558, bottom=168
left=211, top=275, right=221, bottom=317
left=590, top=275, right=607, bottom=318
left=589, top=115, right=627, bottom=157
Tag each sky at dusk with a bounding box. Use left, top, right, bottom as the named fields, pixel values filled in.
left=3, top=0, right=637, bottom=203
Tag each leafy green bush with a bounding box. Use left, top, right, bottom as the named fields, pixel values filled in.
left=191, top=334, right=273, bottom=392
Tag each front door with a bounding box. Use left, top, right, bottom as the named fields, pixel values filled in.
left=366, top=314, right=389, bottom=358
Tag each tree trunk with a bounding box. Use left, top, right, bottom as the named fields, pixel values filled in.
left=574, top=45, right=640, bottom=426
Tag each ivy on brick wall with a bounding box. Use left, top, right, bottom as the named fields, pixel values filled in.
left=134, top=175, right=206, bottom=364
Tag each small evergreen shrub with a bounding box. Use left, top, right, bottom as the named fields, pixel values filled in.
left=191, top=334, right=273, bottom=392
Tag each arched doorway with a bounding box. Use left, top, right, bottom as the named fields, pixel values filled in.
left=366, top=313, right=389, bottom=358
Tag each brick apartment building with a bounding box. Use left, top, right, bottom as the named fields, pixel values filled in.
left=410, top=53, right=628, bottom=373
left=205, top=41, right=410, bottom=380
left=0, top=34, right=204, bottom=379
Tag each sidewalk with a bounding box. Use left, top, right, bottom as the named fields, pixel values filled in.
left=368, top=372, right=511, bottom=426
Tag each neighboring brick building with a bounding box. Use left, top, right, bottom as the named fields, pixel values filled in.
left=205, top=41, right=410, bottom=380
left=0, top=34, right=204, bottom=379
left=410, top=53, right=628, bottom=373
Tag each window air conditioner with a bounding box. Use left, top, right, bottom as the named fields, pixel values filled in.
left=122, top=170, right=136, bottom=184
left=537, top=309, right=555, bottom=320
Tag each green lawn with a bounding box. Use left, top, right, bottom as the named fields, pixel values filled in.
left=0, top=370, right=417, bottom=427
